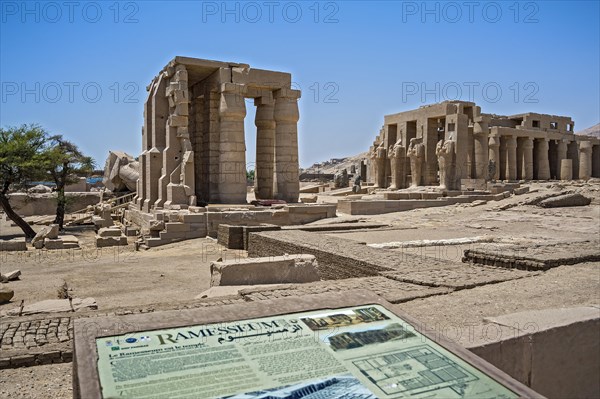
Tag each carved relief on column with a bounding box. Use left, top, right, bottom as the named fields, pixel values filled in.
left=407, top=138, right=425, bottom=187
left=388, top=139, right=406, bottom=190
left=254, top=94, right=275, bottom=200
left=160, top=64, right=195, bottom=208
left=578, top=140, right=592, bottom=180
left=488, top=136, right=500, bottom=180
left=536, top=138, right=551, bottom=180
left=436, top=139, right=456, bottom=190
left=522, top=138, right=534, bottom=180
left=273, top=88, right=301, bottom=203
left=218, top=82, right=247, bottom=203
left=505, top=135, right=518, bottom=181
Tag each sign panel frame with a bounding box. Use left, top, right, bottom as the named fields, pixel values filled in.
left=73, top=290, right=544, bottom=398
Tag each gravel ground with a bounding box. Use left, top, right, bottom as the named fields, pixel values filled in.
left=0, top=363, right=72, bottom=399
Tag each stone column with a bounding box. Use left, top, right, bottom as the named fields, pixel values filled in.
left=218, top=83, right=247, bottom=204
left=376, top=146, right=386, bottom=188
left=593, top=145, right=600, bottom=178
left=505, top=136, right=517, bottom=181
left=453, top=113, right=470, bottom=181
left=473, top=117, right=489, bottom=179
left=254, top=94, right=275, bottom=199
left=516, top=138, right=524, bottom=179
left=143, top=73, right=168, bottom=213
left=499, top=137, right=507, bottom=180
left=557, top=140, right=568, bottom=166
left=137, top=78, right=157, bottom=209
left=560, top=159, right=573, bottom=181
left=522, top=138, right=534, bottom=180
left=273, top=88, right=301, bottom=203
left=536, top=138, right=551, bottom=180
left=578, top=141, right=592, bottom=180
left=488, top=136, right=500, bottom=180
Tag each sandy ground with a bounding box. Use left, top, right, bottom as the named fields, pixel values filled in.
left=1, top=181, right=599, bottom=397
left=0, top=224, right=244, bottom=313
left=0, top=363, right=72, bottom=399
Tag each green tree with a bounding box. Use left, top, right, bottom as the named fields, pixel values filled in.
left=246, top=169, right=255, bottom=182
left=0, top=124, right=49, bottom=239
left=40, top=136, right=94, bottom=229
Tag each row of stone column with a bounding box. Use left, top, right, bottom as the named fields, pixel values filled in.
left=219, top=84, right=301, bottom=203
left=489, top=136, right=595, bottom=181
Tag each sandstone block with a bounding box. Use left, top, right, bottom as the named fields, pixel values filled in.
left=31, top=224, right=59, bottom=245
left=301, top=195, right=317, bottom=203
left=0, top=286, right=14, bottom=303
left=514, top=187, right=530, bottom=195
left=210, top=254, right=319, bottom=286
left=96, top=236, right=127, bottom=248
left=98, top=227, right=123, bottom=237
left=149, top=220, right=165, bottom=231
left=1, top=270, right=21, bottom=282
left=217, top=224, right=244, bottom=249
left=164, top=222, right=190, bottom=232
left=60, top=235, right=80, bottom=249
left=181, top=213, right=205, bottom=223
left=44, top=238, right=64, bottom=250
left=539, top=193, right=592, bottom=208
left=0, top=238, right=27, bottom=251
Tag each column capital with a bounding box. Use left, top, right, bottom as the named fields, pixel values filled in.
left=219, top=84, right=246, bottom=120
left=254, top=92, right=274, bottom=106
left=488, top=136, right=500, bottom=147
left=579, top=140, right=592, bottom=151
left=522, top=137, right=534, bottom=148
left=274, top=88, right=301, bottom=100
left=505, top=135, right=518, bottom=147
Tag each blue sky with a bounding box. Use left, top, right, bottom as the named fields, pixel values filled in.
left=1, top=1, right=599, bottom=168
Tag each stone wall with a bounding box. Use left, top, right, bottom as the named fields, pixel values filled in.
left=8, top=193, right=101, bottom=217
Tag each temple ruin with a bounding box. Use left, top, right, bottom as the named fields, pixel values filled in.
left=135, top=56, right=301, bottom=210
left=367, top=101, right=600, bottom=189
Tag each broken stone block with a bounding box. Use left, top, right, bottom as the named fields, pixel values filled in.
left=210, top=254, right=319, bottom=286
left=539, top=193, right=591, bottom=208
left=32, top=224, right=59, bottom=246
left=0, top=286, right=14, bottom=303
left=46, top=224, right=59, bottom=239
left=98, top=227, right=123, bottom=237
left=42, top=235, right=79, bottom=250
left=60, top=235, right=80, bottom=249
left=96, top=236, right=127, bottom=248
left=0, top=238, right=27, bottom=251
left=28, top=184, right=52, bottom=194
left=1, top=270, right=21, bottom=282
left=149, top=220, right=165, bottom=231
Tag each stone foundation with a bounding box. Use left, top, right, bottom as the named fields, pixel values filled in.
left=210, top=254, right=319, bottom=286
